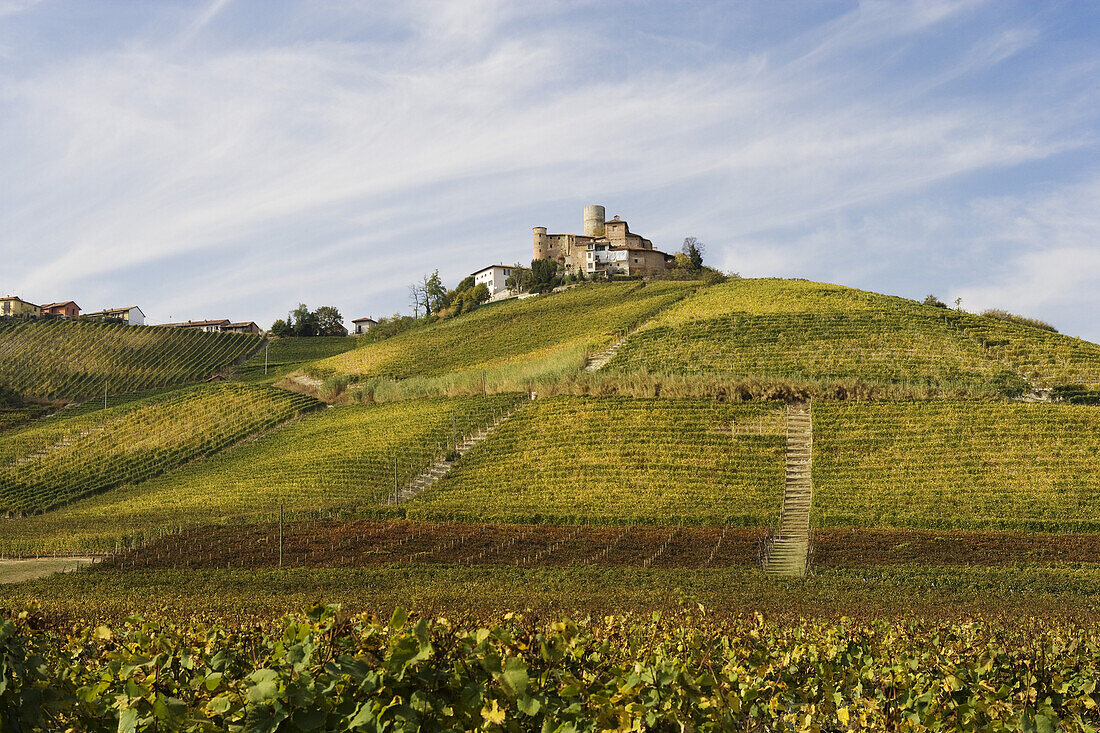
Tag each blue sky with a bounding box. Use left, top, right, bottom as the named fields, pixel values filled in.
left=1, top=0, right=1098, bottom=340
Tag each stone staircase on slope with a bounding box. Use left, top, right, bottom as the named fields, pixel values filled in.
left=583, top=331, right=634, bottom=372
left=388, top=402, right=525, bottom=505
left=763, top=399, right=813, bottom=577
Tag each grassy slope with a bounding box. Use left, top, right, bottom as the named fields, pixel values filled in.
left=0, top=384, right=322, bottom=515
left=408, top=396, right=785, bottom=525
left=814, top=401, right=1100, bottom=531
left=0, top=394, right=520, bottom=554
left=610, top=279, right=1100, bottom=394
left=311, top=282, right=693, bottom=383
left=0, top=319, right=263, bottom=400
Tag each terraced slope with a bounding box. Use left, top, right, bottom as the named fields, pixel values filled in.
left=814, top=401, right=1100, bottom=531
left=1, top=394, right=521, bottom=554
left=408, top=396, right=786, bottom=525
left=0, top=319, right=263, bottom=400
left=609, top=279, right=1100, bottom=395
left=0, top=384, right=321, bottom=515
left=311, top=282, right=693, bottom=384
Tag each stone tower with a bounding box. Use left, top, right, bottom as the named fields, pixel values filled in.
left=583, top=204, right=606, bottom=237
left=532, top=226, right=550, bottom=260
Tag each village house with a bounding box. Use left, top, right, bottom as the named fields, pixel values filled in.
left=351, top=317, right=376, bottom=335
left=84, top=306, right=146, bottom=325
left=471, top=264, right=521, bottom=300
left=223, top=322, right=261, bottom=335
left=39, top=301, right=81, bottom=318
left=160, top=319, right=231, bottom=333
left=0, top=296, right=41, bottom=318
left=533, top=205, right=674, bottom=277
left=160, top=319, right=262, bottom=334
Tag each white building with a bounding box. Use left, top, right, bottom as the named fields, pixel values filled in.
left=472, top=264, right=519, bottom=300
left=85, top=306, right=146, bottom=326
left=585, top=246, right=630, bottom=275
left=351, top=317, right=376, bottom=335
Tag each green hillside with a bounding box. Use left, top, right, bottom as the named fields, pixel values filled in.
left=1, top=383, right=321, bottom=515
left=1, top=394, right=519, bottom=554
left=311, top=282, right=693, bottom=386
left=814, top=400, right=1100, bottom=531
left=609, top=279, right=1100, bottom=395
left=408, top=396, right=786, bottom=525
left=236, top=335, right=356, bottom=383
left=0, top=319, right=264, bottom=400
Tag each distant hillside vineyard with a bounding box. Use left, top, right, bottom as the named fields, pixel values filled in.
left=310, top=282, right=693, bottom=384
left=0, top=383, right=321, bottom=515
left=609, top=279, right=1100, bottom=396
left=0, top=319, right=264, bottom=400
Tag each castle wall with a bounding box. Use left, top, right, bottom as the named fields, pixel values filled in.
left=532, top=205, right=670, bottom=275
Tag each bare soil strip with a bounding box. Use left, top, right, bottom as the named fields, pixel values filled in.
left=0, top=557, right=96, bottom=584
left=95, top=522, right=1100, bottom=572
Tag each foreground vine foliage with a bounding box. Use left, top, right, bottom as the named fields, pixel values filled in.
left=3, top=604, right=1100, bottom=732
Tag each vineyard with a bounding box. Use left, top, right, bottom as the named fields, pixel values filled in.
left=235, top=335, right=356, bottom=382
left=408, top=396, right=786, bottom=525
left=95, top=521, right=1100, bottom=572
left=0, top=319, right=263, bottom=400
left=814, top=400, right=1100, bottom=531
left=311, top=281, right=693, bottom=382
left=0, top=384, right=321, bottom=516
left=610, top=279, right=1100, bottom=395
left=11, top=562, right=1100, bottom=622
left=5, top=274, right=1100, bottom=723
left=4, top=604, right=1100, bottom=731
left=0, top=394, right=522, bottom=554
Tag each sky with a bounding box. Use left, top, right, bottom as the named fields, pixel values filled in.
left=1, top=0, right=1098, bottom=340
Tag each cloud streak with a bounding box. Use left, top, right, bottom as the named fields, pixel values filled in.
left=0, top=0, right=1097, bottom=338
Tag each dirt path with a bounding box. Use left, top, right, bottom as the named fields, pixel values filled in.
left=0, top=557, right=97, bottom=584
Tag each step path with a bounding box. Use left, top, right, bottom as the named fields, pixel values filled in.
left=583, top=330, right=636, bottom=372
left=387, top=401, right=527, bottom=505
left=764, top=399, right=813, bottom=577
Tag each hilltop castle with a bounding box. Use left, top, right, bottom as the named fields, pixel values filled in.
left=533, top=205, right=674, bottom=277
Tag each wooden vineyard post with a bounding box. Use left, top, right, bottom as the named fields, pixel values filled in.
left=278, top=501, right=284, bottom=569
left=104, top=380, right=108, bottom=410
left=264, top=341, right=269, bottom=375
left=394, top=456, right=398, bottom=505
left=452, top=411, right=456, bottom=451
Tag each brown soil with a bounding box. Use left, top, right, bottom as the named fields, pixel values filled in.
left=98, top=521, right=1100, bottom=572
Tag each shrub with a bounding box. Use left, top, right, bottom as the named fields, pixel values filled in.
left=0, top=385, right=23, bottom=407
left=923, top=294, right=947, bottom=308
left=981, top=309, right=1058, bottom=333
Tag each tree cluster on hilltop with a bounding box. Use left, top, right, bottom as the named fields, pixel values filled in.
left=270, top=304, right=346, bottom=337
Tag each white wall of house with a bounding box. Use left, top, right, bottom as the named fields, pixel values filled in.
left=473, top=265, right=513, bottom=298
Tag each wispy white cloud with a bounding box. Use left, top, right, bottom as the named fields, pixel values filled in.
left=175, top=0, right=234, bottom=47
left=0, top=0, right=1097, bottom=338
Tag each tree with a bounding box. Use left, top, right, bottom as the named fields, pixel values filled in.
left=269, top=319, right=292, bottom=337
left=471, top=282, right=490, bottom=304
left=505, top=265, right=533, bottom=293
left=315, top=306, right=346, bottom=336
left=530, top=258, right=559, bottom=292
left=681, top=237, right=704, bottom=270
left=408, top=284, right=425, bottom=318
left=923, top=294, right=947, bottom=308
left=424, top=271, right=447, bottom=315
left=290, top=303, right=318, bottom=337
